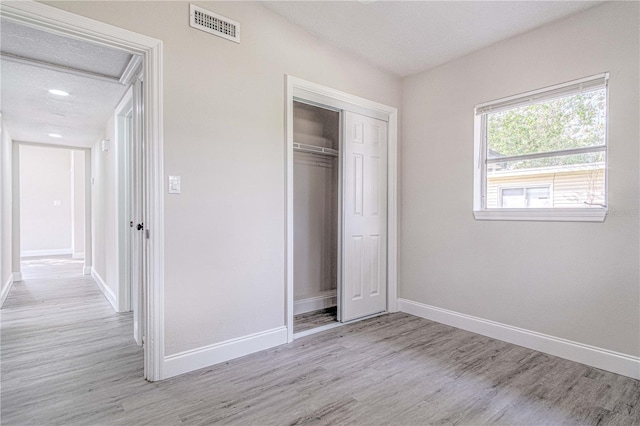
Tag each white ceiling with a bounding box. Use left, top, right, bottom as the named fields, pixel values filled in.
left=262, top=1, right=605, bottom=77
left=1, top=20, right=132, bottom=79
left=1, top=60, right=130, bottom=148
left=1, top=19, right=134, bottom=148
left=1, top=2, right=605, bottom=148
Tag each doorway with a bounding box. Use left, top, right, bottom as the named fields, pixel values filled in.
left=15, top=143, right=89, bottom=305
left=286, top=76, right=399, bottom=342
left=1, top=1, right=164, bottom=381
left=292, top=101, right=340, bottom=334
left=17, top=144, right=86, bottom=261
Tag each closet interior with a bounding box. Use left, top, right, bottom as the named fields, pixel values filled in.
left=293, top=101, right=340, bottom=334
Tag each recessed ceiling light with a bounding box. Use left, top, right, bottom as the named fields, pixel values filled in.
left=48, top=133, right=62, bottom=138
left=48, top=89, right=70, bottom=96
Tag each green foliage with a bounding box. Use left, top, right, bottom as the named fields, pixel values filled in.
left=487, top=89, right=606, bottom=169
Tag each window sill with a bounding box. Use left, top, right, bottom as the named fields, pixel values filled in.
left=473, top=208, right=607, bottom=222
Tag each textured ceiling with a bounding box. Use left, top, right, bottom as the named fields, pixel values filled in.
left=1, top=60, right=128, bottom=148
left=1, top=19, right=132, bottom=78
left=0, top=2, right=604, bottom=148
left=262, top=1, right=605, bottom=77
left=0, top=18, right=134, bottom=148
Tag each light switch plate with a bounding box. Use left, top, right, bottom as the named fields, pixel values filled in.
left=168, top=175, right=181, bottom=194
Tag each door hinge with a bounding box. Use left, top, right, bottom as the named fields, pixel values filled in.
left=145, top=229, right=150, bottom=239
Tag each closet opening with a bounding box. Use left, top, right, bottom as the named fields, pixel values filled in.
left=286, top=75, right=399, bottom=343
left=292, top=101, right=341, bottom=335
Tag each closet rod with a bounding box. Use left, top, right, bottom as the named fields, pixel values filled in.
left=293, top=142, right=338, bottom=157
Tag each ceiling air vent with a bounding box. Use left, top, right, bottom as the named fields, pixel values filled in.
left=189, top=4, right=240, bottom=44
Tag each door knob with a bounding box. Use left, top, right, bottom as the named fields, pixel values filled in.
left=136, top=223, right=144, bottom=231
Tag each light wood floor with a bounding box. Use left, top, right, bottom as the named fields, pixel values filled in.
left=294, top=307, right=338, bottom=333
left=2, top=258, right=639, bottom=425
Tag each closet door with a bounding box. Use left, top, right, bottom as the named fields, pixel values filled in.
left=342, top=111, right=387, bottom=321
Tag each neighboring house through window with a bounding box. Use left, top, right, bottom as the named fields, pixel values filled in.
left=473, top=73, right=608, bottom=221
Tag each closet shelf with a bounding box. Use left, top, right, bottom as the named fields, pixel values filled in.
left=293, top=142, right=338, bottom=157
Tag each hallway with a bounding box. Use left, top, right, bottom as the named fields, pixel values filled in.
left=0, top=256, right=143, bottom=424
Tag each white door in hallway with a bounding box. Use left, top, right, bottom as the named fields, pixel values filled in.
left=130, top=77, right=145, bottom=347
left=342, top=111, right=388, bottom=321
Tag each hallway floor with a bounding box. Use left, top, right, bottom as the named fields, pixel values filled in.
left=2, top=258, right=639, bottom=425
left=1, top=256, right=144, bottom=424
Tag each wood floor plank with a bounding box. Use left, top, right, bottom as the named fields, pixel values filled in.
left=2, top=257, right=639, bottom=425
left=294, top=307, right=338, bottom=333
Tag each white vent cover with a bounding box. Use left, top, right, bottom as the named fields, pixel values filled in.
left=190, top=4, right=240, bottom=44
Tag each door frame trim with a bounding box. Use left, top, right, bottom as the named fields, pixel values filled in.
left=1, top=1, right=166, bottom=381
left=285, top=76, right=398, bottom=343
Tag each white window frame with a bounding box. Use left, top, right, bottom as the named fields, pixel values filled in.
left=473, top=73, right=609, bottom=222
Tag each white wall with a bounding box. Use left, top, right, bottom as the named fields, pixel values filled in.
left=19, top=145, right=72, bottom=256
left=92, top=117, right=118, bottom=299
left=401, top=2, right=639, bottom=357
left=71, top=150, right=85, bottom=258
left=0, top=118, right=13, bottom=303
left=46, top=1, right=402, bottom=356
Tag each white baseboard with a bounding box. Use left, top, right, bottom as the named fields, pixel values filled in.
left=72, top=252, right=85, bottom=259
left=91, top=268, right=117, bottom=311
left=294, top=291, right=337, bottom=315
left=12, top=272, right=22, bottom=282
left=21, top=248, right=72, bottom=257
left=163, top=326, right=288, bottom=379
left=397, top=298, right=640, bottom=380
left=83, top=266, right=91, bottom=275
left=1, top=274, right=15, bottom=308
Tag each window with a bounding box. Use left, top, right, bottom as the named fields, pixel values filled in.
left=473, top=73, right=608, bottom=222
left=499, top=185, right=551, bottom=208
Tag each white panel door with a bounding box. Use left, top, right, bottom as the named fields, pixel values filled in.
left=342, top=111, right=387, bottom=321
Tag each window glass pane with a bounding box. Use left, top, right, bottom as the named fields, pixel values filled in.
left=486, top=88, right=606, bottom=158
left=525, top=187, right=551, bottom=208
left=502, top=188, right=524, bottom=197
left=501, top=193, right=525, bottom=208
left=487, top=153, right=605, bottom=209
